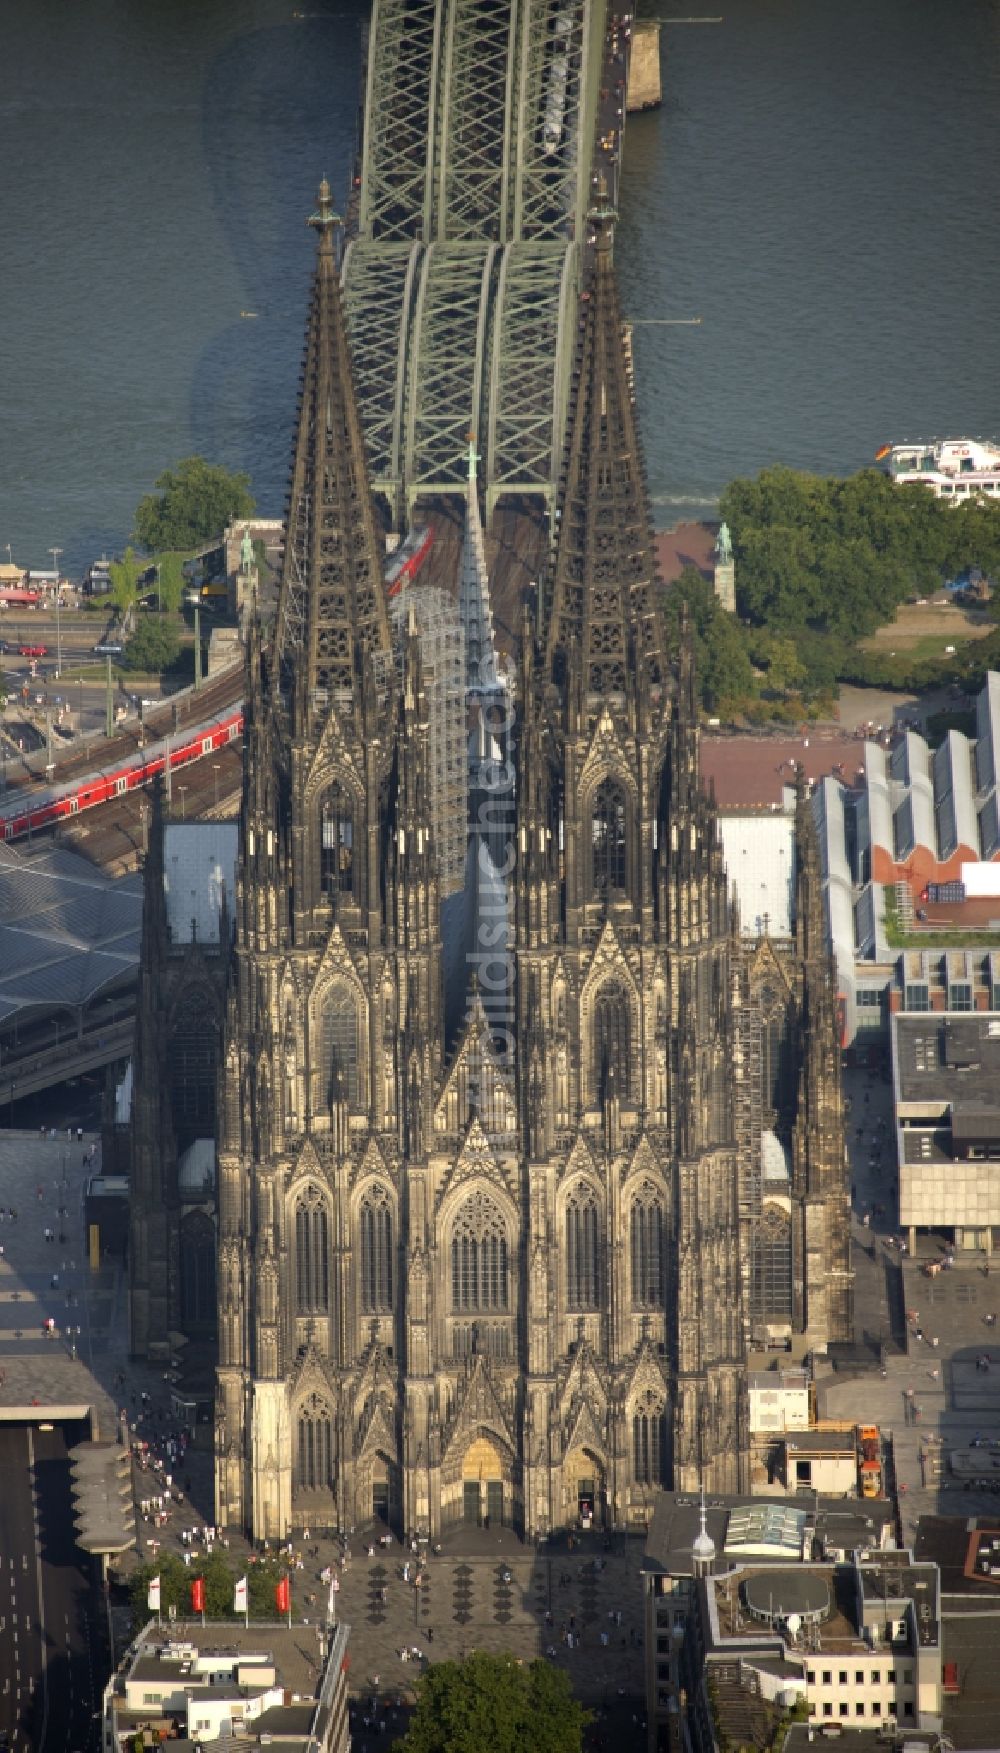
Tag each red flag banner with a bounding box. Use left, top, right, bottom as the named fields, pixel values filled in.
left=275, top=1576, right=291, bottom=1614
left=191, top=1577, right=205, bottom=1614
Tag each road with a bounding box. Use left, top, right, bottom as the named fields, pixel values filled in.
left=0, top=1423, right=105, bottom=1753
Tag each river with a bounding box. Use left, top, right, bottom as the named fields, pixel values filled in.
left=2, top=0, right=998, bottom=571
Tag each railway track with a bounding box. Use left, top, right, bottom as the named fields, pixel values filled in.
left=2, top=663, right=244, bottom=794
left=422, top=501, right=548, bottom=658
left=53, top=743, right=244, bottom=876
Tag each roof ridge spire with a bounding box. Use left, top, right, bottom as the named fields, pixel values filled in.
left=308, top=176, right=339, bottom=253
left=273, top=178, right=391, bottom=725
left=459, top=431, right=500, bottom=698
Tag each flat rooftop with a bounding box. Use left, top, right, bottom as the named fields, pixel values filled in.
left=112, top=1622, right=346, bottom=1751
left=941, top=1610, right=1000, bottom=1750
left=784, top=1430, right=856, bottom=1454
left=124, top=1622, right=322, bottom=1697
left=642, top=1491, right=892, bottom=1577
left=714, top=1564, right=861, bottom=1650
left=895, top=1013, right=1000, bottom=1113
left=859, top=1554, right=938, bottom=1647
left=915, top=1514, right=1000, bottom=1596
left=699, top=734, right=864, bottom=811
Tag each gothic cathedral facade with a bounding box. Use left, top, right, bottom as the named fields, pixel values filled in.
left=147, top=182, right=852, bottom=1542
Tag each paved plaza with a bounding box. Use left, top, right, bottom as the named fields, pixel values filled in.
left=0, top=1130, right=647, bottom=1745
left=3, top=1065, right=996, bottom=1741
left=0, top=1127, right=121, bottom=1432
left=819, top=1067, right=1000, bottom=1542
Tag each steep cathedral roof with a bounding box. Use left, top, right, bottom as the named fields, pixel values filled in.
left=545, top=190, right=664, bottom=696
left=273, top=179, right=392, bottom=709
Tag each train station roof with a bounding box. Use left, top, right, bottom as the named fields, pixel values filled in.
left=163, top=822, right=238, bottom=944
left=0, top=840, right=142, bottom=1024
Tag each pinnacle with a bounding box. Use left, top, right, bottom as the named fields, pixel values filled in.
left=273, top=180, right=391, bottom=717
left=545, top=226, right=664, bottom=700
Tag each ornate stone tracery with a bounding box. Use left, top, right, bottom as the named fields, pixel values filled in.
left=123, top=178, right=855, bottom=1542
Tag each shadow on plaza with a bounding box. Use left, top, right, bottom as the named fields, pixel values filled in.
left=346, top=1524, right=647, bottom=1753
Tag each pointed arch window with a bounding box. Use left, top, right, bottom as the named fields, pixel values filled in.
left=295, top=1392, right=333, bottom=1491
left=760, top=982, right=795, bottom=1122
left=593, top=983, right=631, bottom=1103
left=295, top=1186, right=329, bottom=1315
left=360, top=1183, right=394, bottom=1313
left=752, top=1204, right=792, bottom=1322
left=321, top=781, right=354, bottom=900
left=566, top=1184, right=600, bottom=1310
left=179, top=1210, right=216, bottom=1334
left=630, top=1187, right=666, bottom=1308
left=632, top=1391, right=667, bottom=1485
left=591, top=778, right=628, bottom=898
left=322, top=983, right=360, bottom=1108
left=169, top=989, right=219, bottom=1150
left=450, top=1190, right=509, bottom=1312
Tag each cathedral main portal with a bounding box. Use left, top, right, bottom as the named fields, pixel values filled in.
left=564, top=1447, right=605, bottom=1530
left=460, top=1438, right=507, bottom=1529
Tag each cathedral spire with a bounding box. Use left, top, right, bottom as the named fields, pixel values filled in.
left=458, top=435, right=500, bottom=697
left=273, top=178, right=392, bottom=718
left=545, top=185, right=664, bottom=699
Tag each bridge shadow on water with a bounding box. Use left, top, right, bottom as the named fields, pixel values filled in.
left=190, top=5, right=369, bottom=513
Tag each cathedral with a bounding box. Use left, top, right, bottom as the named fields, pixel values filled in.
left=131, top=179, right=852, bottom=1543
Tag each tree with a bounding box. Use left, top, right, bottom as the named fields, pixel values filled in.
left=395, top=1651, right=588, bottom=1753
left=109, top=546, right=142, bottom=617
left=662, top=566, right=756, bottom=710
left=134, top=456, right=255, bottom=553
left=156, top=551, right=187, bottom=613
left=720, top=463, right=1000, bottom=640
left=130, top=1552, right=292, bottom=1631
left=123, top=616, right=181, bottom=674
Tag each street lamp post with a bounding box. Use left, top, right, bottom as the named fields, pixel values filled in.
left=187, top=590, right=202, bottom=690
left=178, top=785, right=187, bottom=821
left=212, top=763, right=220, bottom=810
left=50, top=547, right=62, bottom=677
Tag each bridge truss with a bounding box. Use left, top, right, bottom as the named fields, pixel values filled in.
left=349, top=0, right=608, bottom=524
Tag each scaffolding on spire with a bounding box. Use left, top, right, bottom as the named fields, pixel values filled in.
left=459, top=436, right=501, bottom=699
left=389, top=584, right=467, bottom=899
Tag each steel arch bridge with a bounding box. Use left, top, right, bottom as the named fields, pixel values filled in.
left=344, top=0, right=612, bottom=524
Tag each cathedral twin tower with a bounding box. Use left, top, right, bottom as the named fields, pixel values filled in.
left=136, top=182, right=851, bottom=1543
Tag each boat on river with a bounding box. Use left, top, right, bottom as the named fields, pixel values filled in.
left=878, top=437, right=1000, bottom=500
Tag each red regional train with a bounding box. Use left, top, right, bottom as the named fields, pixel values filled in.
left=384, top=525, right=433, bottom=598
left=0, top=708, right=244, bottom=843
